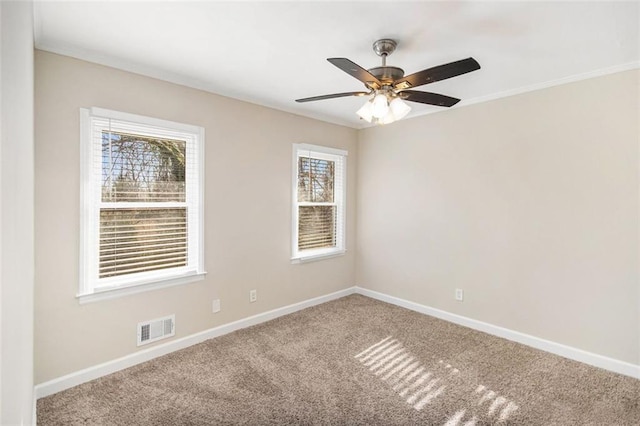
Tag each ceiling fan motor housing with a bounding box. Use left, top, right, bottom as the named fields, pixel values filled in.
left=367, top=66, right=405, bottom=85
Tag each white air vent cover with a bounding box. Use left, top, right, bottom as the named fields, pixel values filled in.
left=137, top=314, right=175, bottom=346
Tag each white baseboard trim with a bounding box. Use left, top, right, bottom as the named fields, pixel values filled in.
left=34, top=286, right=356, bottom=399
left=355, top=286, right=640, bottom=379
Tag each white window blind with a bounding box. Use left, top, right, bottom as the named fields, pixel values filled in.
left=80, top=108, right=205, bottom=301
left=292, top=144, right=347, bottom=261
left=99, top=207, right=187, bottom=278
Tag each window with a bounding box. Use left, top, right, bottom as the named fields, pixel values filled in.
left=292, top=143, right=347, bottom=262
left=79, top=108, right=205, bottom=302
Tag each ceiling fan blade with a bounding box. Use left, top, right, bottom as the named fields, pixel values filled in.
left=327, top=58, right=382, bottom=89
left=295, top=91, right=370, bottom=103
left=401, top=90, right=461, bottom=107
left=394, top=58, right=480, bottom=90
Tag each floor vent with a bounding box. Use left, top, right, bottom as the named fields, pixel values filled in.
left=137, top=314, right=175, bottom=346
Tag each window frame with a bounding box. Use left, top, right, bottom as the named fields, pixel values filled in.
left=291, top=143, right=347, bottom=263
left=79, top=107, right=206, bottom=303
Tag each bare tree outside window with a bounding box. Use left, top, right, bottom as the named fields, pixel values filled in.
left=102, top=132, right=186, bottom=202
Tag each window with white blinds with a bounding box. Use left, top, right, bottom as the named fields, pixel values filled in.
left=292, top=144, right=347, bottom=261
left=79, top=108, right=205, bottom=301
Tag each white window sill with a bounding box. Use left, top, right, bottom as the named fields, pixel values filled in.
left=77, top=271, right=207, bottom=304
left=291, top=249, right=346, bottom=264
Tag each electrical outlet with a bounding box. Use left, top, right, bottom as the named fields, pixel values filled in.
left=212, top=299, right=221, bottom=313
left=250, top=289, right=257, bottom=303
left=455, top=289, right=464, bottom=301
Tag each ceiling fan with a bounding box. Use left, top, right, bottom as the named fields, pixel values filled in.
left=295, top=39, right=480, bottom=124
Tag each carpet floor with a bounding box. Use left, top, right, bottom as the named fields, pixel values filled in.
left=38, top=294, right=639, bottom=425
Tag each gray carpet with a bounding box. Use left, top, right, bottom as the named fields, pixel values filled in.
left=38, top=295, right=639, bottom=425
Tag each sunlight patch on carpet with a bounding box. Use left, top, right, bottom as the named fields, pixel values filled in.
left=355, top=336, right=449, bottom=411
left=355, top=337, right=520, bottom=423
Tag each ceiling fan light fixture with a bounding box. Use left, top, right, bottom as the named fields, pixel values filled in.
left=358, top=93, right=411, bottom=125
left=371, top=93, right=389, bottom=118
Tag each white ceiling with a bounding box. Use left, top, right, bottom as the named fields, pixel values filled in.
left=33, top=1, right=639, bottom=129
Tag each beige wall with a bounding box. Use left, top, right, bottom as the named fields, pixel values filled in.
left=357, top=70, right=640, bottom=365
left=34, top=51, right=358, bottom=383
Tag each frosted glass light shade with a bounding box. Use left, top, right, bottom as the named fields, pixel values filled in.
left=389, top=97, right=411, bottom=120
left=356, top=101, right=373, bottom=122
left=378, top=111, right=396, bottom=125
left=371, top=93, right=389, bottom=118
